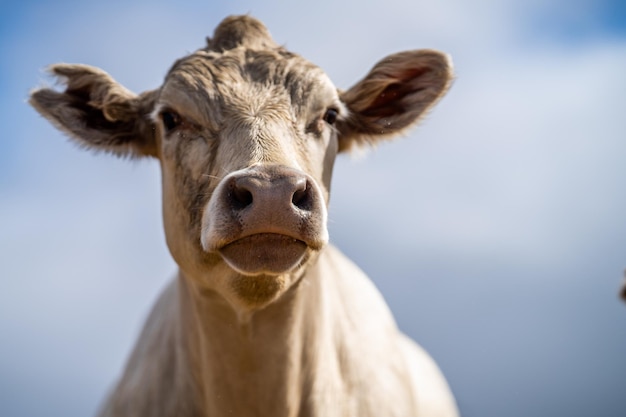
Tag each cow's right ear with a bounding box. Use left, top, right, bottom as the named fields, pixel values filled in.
left=29, top=64, right=158, bottom=158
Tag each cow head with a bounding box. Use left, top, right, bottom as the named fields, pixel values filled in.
left=30, top=15, right=453, bottom=312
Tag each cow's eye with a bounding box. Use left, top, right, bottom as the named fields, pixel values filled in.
left=323, top=108, right=338, bottom=125
left=160, top=110, right=181, bottom=132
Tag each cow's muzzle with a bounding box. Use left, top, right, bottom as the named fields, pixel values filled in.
left=201, top=165, right=328, bottom=276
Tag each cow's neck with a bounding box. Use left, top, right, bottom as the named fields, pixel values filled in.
left=177, top=264, right=339, bottom=416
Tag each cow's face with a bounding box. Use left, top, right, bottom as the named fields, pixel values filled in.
left=29, top=15, right=453, bottom=311
left=154, top=46, right=341, bottom=309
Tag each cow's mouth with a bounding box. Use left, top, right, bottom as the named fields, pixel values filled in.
left=218, top=233, right=307, bottom=276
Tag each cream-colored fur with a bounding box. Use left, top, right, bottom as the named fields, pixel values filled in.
left=98, top=247, right=457, bottom=417
left=30, top=14, right=458, bottom=417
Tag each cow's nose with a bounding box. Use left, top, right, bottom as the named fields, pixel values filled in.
left=227, top=167, right=315, bottom=215
left=201, top=164, right=328, bottom=257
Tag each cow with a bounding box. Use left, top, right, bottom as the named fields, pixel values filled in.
left=30, top=15, right=458, bottom=417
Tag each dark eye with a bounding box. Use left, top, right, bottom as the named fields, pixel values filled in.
left=160, top=110, right=181, bottom=132
left=323, top=108, right=338, bottom=125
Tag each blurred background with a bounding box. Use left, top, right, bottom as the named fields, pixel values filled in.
left=2, top=1, right=625, bottom=416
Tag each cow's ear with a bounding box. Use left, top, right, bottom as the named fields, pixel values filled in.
left=29, top=64, right=158, bottom=158
left=337, top=50, right=453, bottom=152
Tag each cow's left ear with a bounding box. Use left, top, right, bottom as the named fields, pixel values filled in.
left=337, top=50, right=453, bottom=152
left=30, top=64, right=158, bottom=158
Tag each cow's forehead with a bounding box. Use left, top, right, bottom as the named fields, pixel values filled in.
left=160, top=47, right=338, bottom=122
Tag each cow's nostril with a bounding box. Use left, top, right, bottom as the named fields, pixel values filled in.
left=230, top=184, right=253, bottom=210
left=292, top=182, right=313, bottom=211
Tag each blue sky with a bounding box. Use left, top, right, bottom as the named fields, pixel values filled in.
left=2, top=1, right=626, bottom=417
left=529, top=0, right=626, bottom=40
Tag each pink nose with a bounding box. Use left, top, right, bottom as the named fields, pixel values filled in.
left=201, top=164, right=328, bottom=275
left=226, top=166, right=315, bottom=217
left=204, top=164, right=327, bottom=250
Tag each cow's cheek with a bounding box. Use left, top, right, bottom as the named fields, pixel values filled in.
left=303, top=132, right=337, bottom=204
left=159, top=138, right=217, bottom=271
left=161, top=169, right=194, bottom=269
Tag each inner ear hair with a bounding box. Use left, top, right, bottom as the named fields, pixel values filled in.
left=29, top=64, right=159, bottom=158
left=337, top=49, right=453, bottom=152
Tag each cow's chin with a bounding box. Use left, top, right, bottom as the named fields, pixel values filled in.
left=219, top=233, right=308, bottom=276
